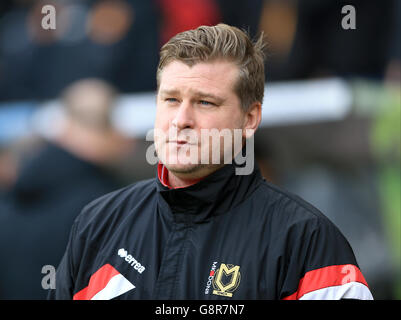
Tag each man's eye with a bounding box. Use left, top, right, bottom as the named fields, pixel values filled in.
left=199, top=100, right=214, bottom=106
left=166, top=98, right=178, bottom=103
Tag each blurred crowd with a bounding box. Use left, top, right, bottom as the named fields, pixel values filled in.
left=0, top=0, right=400, bottom=299
left=0, top=0, right=399, bottom=101
left=0, top=0, right=264, bottom=101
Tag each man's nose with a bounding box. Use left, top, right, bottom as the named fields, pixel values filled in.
left=171, top=100, right=195, bottom=129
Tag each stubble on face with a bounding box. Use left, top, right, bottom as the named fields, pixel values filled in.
left=154, top=60, right=245, bottom=181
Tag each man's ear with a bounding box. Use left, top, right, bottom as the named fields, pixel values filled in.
left=242, top=101, right=262, bottom=139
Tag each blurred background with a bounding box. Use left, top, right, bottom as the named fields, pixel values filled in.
left=0, top=0, right=399, bottom=299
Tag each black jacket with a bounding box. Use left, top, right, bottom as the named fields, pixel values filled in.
left=49, top=162, right=373, bottom=300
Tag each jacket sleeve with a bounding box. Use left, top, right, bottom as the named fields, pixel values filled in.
left=279, top=215, right=373, bottom=300
left=47, top=214, right=81, bottom=300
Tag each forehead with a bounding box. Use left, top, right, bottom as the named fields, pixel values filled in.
left=158, top=60, right=239, bottom=95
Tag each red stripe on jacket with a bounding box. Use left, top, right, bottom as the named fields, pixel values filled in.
left=282, top=264, right=369, bottom=300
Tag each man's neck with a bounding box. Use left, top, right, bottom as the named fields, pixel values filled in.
left=167, top=172, right=204, bottom=189
left=158, top=163, right=225, bottom=189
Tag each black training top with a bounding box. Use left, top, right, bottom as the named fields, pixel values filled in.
left=49, top=162, right=373, bottom=300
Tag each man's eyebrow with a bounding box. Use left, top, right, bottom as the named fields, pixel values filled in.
left=158, top=89, right=180, bottom=96
left=191, top=91, right=225, bottom=103
left=159, top=89, right=225, bottom=103
left=193, top=91, right=220, bottom=99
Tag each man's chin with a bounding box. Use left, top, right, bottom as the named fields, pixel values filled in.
left=164, top=163, right=204, bottom=175
left=164, top=162, right=225, bottom=180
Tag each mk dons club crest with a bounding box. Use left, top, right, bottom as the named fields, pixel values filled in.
left=211, top=263, right=241, bottom=297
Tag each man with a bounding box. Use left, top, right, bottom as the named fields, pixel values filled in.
left=49, top=24, right=373, bottom=300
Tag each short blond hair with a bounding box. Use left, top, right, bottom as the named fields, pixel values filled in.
left=157, top=23, right=266, bottom=111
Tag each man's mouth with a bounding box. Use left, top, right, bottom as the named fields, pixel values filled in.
left=169, top=140, right=190, bottom=145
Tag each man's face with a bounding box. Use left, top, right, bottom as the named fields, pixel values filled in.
left=154, top=59, right=251, bottom=179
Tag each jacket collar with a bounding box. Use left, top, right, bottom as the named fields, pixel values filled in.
left=155, top=160, right=263, bottom=223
